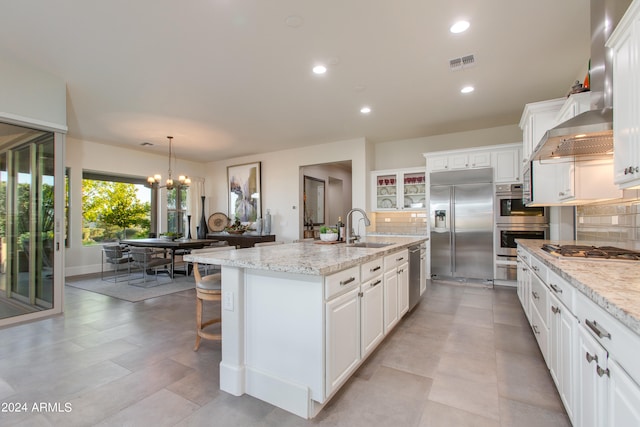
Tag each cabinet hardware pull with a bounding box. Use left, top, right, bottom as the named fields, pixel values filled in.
left=596, top=366, right=610, bottom=378
left=531, top=291, right=539, bottom=299
left=370, top=266, right=381, bottom=272
left=396, top=257, right=404, bottom=261
left=585, top=319, right=611, bottom=339
left=532, top=265, right=539, bottom=272
left=551, top=306, right=560, bottom=314
left=358, top=291, right=364, bottom=298
left=340, top=277, right=356, bottom=286
left=550, top=284, right=563, bottom=294
left=586, top=352, right=598, bottom=364
left=370, top=279, right=382, bottom=288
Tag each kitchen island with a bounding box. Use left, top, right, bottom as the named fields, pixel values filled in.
left=184, top=235, right=428, bottom=419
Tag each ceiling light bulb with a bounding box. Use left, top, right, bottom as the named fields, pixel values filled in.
left=450, top=20, right=470, bottom=34
left=313, top=65, right=327, bottom=74
left=360, top=106, right=371, bottom=114
left=461, top=86, right=474, bottom=94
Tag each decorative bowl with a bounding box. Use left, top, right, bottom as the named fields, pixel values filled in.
left=320, top=233, right=339, bottom=242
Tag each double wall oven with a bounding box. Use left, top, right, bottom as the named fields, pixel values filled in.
left=495, top=183, right=549, bottom=281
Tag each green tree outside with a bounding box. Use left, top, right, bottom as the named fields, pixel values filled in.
left=82, top=180, right=150, bottom=244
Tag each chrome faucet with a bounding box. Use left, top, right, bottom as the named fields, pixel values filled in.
left=346, top=208, right=371, bottom=244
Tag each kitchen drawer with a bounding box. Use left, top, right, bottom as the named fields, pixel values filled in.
left=384, top=249, right=408, bottom=270
left=531, top=303, right=549, bottom=366
left=325, top=266, right=360, bottom=300
left=530, top=272, right=549, bottom=327
left=575, top=291, right=640, bottom=386
left=516, top=247, right=531, bottom=266
left=547, top=269, right=575, bottom=313
left=361, top=257, right=384, bottom=282
left=530, top=255, right=547, bottom=283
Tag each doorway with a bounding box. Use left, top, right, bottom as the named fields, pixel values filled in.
left=300, top=161, right=352, bottom=237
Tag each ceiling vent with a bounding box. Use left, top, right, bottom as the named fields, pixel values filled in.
left=449, top=54, right=475, bottom=71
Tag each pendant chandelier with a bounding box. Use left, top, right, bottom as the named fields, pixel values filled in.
left=146, top=136, right=191, bottom=190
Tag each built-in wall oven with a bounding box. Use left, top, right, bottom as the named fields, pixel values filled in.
left=495, top=183, right=549, bottom=281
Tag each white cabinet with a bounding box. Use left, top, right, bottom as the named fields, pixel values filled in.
left=383, top=249, right=408, bottom=330
left=493, top=147, right=521, bottom=183
left=549, top=293, right=577, bottom=423
left=516, top=248, right=532, bottom=322
left=371, top=168, right=426, bottom=211
left=325, top=286, right=361, bottom=395
left=607, top=358, right=640, bottom=427
left=576, top=324, right=609, bottom=427
left=424, top=143, right=522, bottom=183
left=607, top=0, right=640, bottom=189
left=360, top=274, right=385, bottom=357
left=419, top=246, right=427, bottom=296
left=555, top=159, right=622, bottom=204
left=383, top=268, right=399, bottom=332
left=520, top=98, right=565, bottom=161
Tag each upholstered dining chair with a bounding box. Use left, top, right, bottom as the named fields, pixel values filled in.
left=191, top=246, right=236, bottom=351
left=101, top=244, right=131, bottom=282
left=128, top=247, right=172, bottom=287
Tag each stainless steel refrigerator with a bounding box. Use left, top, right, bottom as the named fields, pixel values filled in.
left=429, top=168, right=494, bottom=281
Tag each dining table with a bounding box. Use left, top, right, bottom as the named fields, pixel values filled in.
left=120, top=238, right=219, bottom=278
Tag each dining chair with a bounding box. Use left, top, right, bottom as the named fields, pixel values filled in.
left=128, top=247, right=172, bottom=287
left=101, top=244, right=131, bottom=282
left=192, top=246, right=236, bottom=351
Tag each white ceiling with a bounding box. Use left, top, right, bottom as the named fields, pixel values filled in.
left=0, top=0, right=590, bottom=162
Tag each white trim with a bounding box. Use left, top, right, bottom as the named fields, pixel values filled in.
left=0, top=112, right=68, bottom=133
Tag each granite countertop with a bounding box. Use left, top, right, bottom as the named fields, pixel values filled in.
left=183, top=235, right=428, bottom=276
left=517, top=239, right=640, bottom=336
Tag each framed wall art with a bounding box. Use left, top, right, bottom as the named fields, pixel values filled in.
left=227, top=161, right=261, bottom=223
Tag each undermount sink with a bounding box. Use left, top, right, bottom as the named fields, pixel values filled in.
left=348, top=242, right=393, bottom=248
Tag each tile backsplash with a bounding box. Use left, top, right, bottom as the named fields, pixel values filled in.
left=369, top=211, right=428, bottom=235
left=576, top=190, right=640, bottom=243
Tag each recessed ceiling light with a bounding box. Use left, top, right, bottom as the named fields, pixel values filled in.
left=460, top=86, right=474, bottom=94
left=450, top=20, right=470, bottom=34
left=360, top=106, right=371, bottom=114
left=313, top=65, right=327, bottom=74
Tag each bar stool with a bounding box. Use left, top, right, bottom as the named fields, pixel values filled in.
left=192, top=246, right=236, bottom=351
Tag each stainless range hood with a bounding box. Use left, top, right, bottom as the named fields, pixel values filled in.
left=531, top=0, right=631, bottom=161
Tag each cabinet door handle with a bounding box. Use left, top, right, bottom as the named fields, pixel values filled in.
left=597, top=366, right=610, bottom=377
left=532, top=265, right=539, bottom=272
left=339, top=277, right=356, bottom=286
left=585, top=352, right=598, bottom=364
left=396, top=257, right=405, bottom=261
left=370, top=266, right=381, bottom=272
left=585, top=319, right=611, bottom=339
left=551, top=305, right=560, bottom=314
left=370, top=279, right=382, bottom=288
left=532, top=324, right=539, bottom=335
left=550, top=284, right=563, bottom=294
left=531, top=291, right=539, bottom=300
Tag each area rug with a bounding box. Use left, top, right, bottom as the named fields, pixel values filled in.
left=65, top=273, right=195, bottom=302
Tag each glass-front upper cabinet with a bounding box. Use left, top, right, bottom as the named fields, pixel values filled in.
left=371, top=168, right=426, bottom=211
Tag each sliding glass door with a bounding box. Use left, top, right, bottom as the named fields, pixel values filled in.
left=0, top=124, right=58, bottom=320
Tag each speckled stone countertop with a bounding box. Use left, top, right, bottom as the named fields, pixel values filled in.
left=517, top=239, right=640, bottom=336
left=183, top=236, right=428, bottom=276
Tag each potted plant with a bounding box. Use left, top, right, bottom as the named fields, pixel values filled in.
left=319, top=226, right=339, bottom=242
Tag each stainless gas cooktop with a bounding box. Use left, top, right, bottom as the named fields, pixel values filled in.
left=541, top=244, right=640, bottom=261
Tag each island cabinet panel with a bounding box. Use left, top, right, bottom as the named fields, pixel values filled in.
left=383, top=268, right=399, bottom=332
left=325, top=287, right=361, bottom=396
left=360, top=273, right=385, bottom=357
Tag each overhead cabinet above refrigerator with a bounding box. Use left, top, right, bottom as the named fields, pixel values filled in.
left=429, top=168, right=494, bottom=281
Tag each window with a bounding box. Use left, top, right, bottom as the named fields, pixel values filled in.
left=167, top=187, right=187, bottom=235
left=81, top=172, right=151, bottom=245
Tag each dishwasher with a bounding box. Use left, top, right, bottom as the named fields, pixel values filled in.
left=408, top=244, right=422, bottom=311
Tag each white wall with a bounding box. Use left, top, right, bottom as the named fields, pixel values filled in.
left=205, top=138, right=370, bottom=243
left=373, top=124, right=522, bottom=170
left=0, top=54, right=66, bottom=131
left=65, top=137, right=208, bottom=276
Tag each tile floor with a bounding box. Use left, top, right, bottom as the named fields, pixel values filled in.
left=0, top=280, right=571, bottom=426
